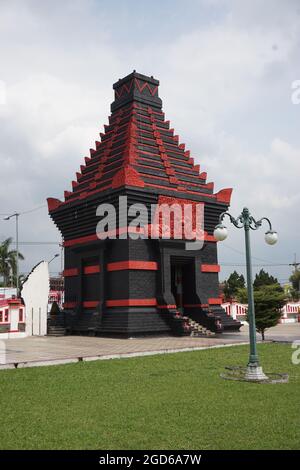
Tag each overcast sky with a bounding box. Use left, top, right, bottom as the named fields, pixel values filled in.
left=0, top=0, right=299, bottom=283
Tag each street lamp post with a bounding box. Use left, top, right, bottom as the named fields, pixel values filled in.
left=48, top=253, right=59, bottom=265
left=4, top=212, right=20, bottom=296
left=214, top=207, right=278, bottom=381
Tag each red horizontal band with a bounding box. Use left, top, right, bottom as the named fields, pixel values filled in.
left=83, top=265, right=101, bottom=274
left=82, top=301, right=99, bottom=308
left=204, top=234, right=217, bottom=243
left=64, top=230, right=217, bottom=248
left=208, top=298, right=222, bottom=305
left=201, top=264, right=220, bottom=273
left=157, top=304, right=177, bottom=309
left=63, top=268, right=79, bottom=277
left=106, top=298, right=157, bottom=307
left=63, top=302, right=77, bottom=308
left=64, top=228, right=140, bottom=247
left=64, top=234, right=99, bottom=247
left=107, top=261, right=158, bottom=271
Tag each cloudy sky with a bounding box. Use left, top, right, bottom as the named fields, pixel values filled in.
left=0, top=0, right=299, bottom=283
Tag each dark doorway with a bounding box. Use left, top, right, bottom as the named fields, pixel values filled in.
left=171, top=264, right=183, bottom=314
left=171, top=258, right=195, bottom=314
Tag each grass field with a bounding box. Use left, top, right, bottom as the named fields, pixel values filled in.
left=0, top=343, right=299, bottom=450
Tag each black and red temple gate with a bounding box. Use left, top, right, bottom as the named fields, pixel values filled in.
left=47, top=71, right=241, bottom=336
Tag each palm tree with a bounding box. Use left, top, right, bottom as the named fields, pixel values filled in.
left=0, top=238, right=24, bottom=287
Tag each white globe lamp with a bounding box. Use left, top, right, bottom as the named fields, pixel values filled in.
left=213, top=224, right=228, bottom=242
left=265, top=230, right=278, bottom=245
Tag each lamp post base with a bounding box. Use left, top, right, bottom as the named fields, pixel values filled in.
left=245, top=365, right=268, bottom=381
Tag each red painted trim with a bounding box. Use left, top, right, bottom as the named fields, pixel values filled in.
left=158, top=304, right=177, bottom=309
left=82, top=301, right=99, bottom=308
left=107, top=261, right=158, bottom=271
left=63, top=268, right=79, bottom=277
left=204, top=234, right=217, bottom=242
left=112, top=166, right=145, bottom=189
left=145, top=182, right=216, bottom=199
left=215, top=188, right=232, bottom=204
left=7, top=298, right=22, bottom=305
left=64, top=228, right=217, bottom=248
left=8, top=330, right=19, bottom=333
left=201, top=264, right=220, bottom=273
left=106, top=299, right=157, bottom=307
left=64, top=234, right=99, bottom=247
left=63, top=302, right=77, bottom=309
left=208, top=298, right=223, bottom=305
left=47, top=197, right=62, bottom=212
left=184, top=304, right=217, bottom=308
left=83, top=265, right=101, bottom=274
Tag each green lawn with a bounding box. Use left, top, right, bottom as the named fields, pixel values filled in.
left=0, top=343, right=299, bottom=450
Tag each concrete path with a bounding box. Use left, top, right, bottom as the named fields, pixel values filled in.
left=0, top=323, right=299, bottom=369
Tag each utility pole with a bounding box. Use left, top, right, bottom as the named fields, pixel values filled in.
left=289, top=254, right=300, bottom=273
left=289, top=254, right=300, bottom=292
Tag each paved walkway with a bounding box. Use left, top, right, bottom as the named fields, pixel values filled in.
left=0, top=323, right=299, bottom=369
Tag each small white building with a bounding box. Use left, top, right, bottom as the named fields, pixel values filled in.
left=222, top=301, right=248, bottom=323
left=0, top=296, right=26, bottom=339
left=281, top=301, right=300, bottom=324
left=0, top=287, right=17, bottom=298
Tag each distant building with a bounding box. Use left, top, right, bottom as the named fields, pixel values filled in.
left=0, top=287, right=17, bottom=299
left=48, top=276, right=64, bottom=312
left=49, top=276, right=64, bottom=292
left=222, top=300, right=300, bottom=325
left=0, top=296, right=26, bottom=338
left=222, top=301, right=248, bottom=323
left=0, top=261, right=50, bottom=339
left=281, top=302, right=300, bottom=324
left=48, top=290, right=64, bottom=311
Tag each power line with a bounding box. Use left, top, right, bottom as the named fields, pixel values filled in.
left=222, top=243, right=273, bottom=264
left=0, top=240, right=60, bottom=245
left=12, top=242, right=60, bottom=245
left=1, top=204, right=47, bottom=217
left=219, top=263, right=291, bottom=267
left=20, top=204, right=47, bottom=215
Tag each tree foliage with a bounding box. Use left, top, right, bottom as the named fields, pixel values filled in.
left=250, top=284, right=285, bottom=340
left=0, top=238, right=24, bottom=287
left=238, top=282, right=286, bottom=340
left=223, top=271, right=245, bottom=301
left=253, top=269, right=280, bottom=288
left=290, top=269, right=300, bottom=292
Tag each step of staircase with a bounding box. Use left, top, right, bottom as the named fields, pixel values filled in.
left=47, top=326, right=66, bottom=336
left=212, top=309, right=242, bottom=331
left=187, top=318, right=216, bottom=337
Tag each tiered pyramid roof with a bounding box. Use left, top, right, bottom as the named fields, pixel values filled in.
left=48, top=71, right=231, bottom=212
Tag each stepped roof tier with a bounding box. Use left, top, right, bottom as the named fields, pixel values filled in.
left=47, top=71, right=232, bottom=214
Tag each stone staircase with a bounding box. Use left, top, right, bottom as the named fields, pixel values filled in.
left=186, top=317, right=216, bottom=337
left=209, top=306, right=242, bottom=331
left=47, top=325, right=66, bottom=336
left=47, top=314, right=66, bottom=336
